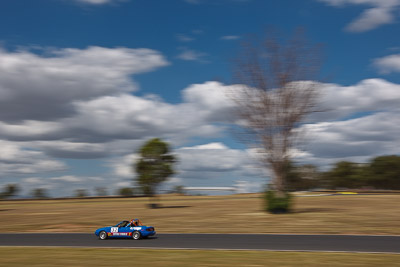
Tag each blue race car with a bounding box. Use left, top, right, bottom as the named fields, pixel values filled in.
left=95, top=219, right=156, bottom=240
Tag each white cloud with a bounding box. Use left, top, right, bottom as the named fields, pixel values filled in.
left=51, top=175, right=82, bottom=182
left=296, top=111, right=400, bottom=168
left=346, top=6, right=394, bottom=32
left=56, top=82, right=232, bottom=143
left=0, top=141, right=66, bottom=175
left=0, top=121, right=63, bottom=141
left=109, top=153, right=139, bottom=178
left=318, top=0, right=400, bottom=32
left=2, top=77, right=399, bottom=173
left=220, top=35, right=241, bottom=40
left=373, top=54, right=400, bottom=73
left=23, top=177, right=44, bottom=184
left=177, top=48, right=208, bottom=62
left=69, top=94, right=178, bottom=141
left=0, top=46, right=168, bottom=121
left=36, top=141, right=110, bottom=159
left=181, top=142, right=228, bottom=150
left=176, top=142, right=259, bottom=174
left=182, top=81, right=237, bottom=123
left=0, top=81, right=238, bottom=160
left=176, top=34, right=195, bottom=42
left=110, top=142, right=263, bottom=188
left=0, top=50, right=400, bottom=190
left=74, top=0, right=125, bottom=5
left=310, top=78, right=400, bottom=122
left=291, top=78, right=400, bottom=167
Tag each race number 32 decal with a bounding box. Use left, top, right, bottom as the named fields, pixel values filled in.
left=111, top=227, right=118, bottom=233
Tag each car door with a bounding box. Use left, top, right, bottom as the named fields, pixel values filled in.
left=118, top=225, right=131, bottom=238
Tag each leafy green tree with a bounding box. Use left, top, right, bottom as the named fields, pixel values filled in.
left=134, top=138, right=176, bottom=197
left=320, top=156, right=400, bottom=190
left=323, top=161, right=367, bottom=189
left=0, top=184, right=19, bottom=199
left=285, top=162, right=320, bottom=191
left=367, top=155, right=400, bottom=190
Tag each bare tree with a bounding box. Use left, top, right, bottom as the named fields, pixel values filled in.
left=231, top=29, right=321, bottom=195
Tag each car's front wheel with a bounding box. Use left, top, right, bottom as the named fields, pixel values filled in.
left=99, top=231, right=107, bottom=240
left=132, top=231, right=141, bottom=240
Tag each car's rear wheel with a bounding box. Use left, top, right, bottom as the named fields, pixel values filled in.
left=99, top=231, right=107, bottom=240
left=132, top=231, right=141, bottom=240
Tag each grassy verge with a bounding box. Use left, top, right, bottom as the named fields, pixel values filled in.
left=1, top=247, right=400, bottom=267
left=1, top=193, right=400, bottom=235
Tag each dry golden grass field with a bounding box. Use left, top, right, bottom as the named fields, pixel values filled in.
left=1, top=193, right=399, bottom=235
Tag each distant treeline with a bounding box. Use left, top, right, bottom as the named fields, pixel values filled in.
left=286, top=155, right=400, bottom=191
left=1, top=155, right=400, bottom=199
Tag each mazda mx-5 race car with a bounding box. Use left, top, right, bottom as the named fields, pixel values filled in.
left=95, top=219, right=156, bottom=240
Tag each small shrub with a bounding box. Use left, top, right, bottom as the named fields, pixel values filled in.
left=264, top=190, right=292, bottom=213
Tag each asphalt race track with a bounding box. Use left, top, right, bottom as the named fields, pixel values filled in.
left=1, top=233, right=400, bottom=253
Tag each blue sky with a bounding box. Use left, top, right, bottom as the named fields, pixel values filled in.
left=0, top=0, right=399, bottom=197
